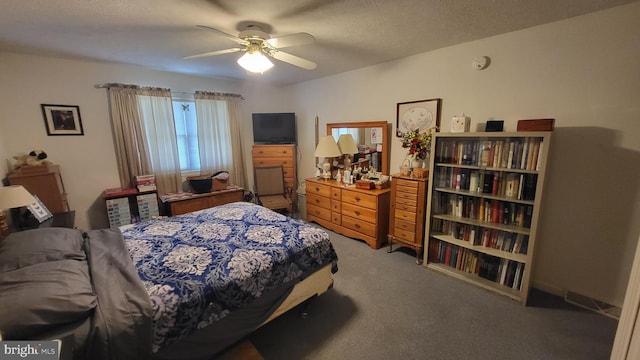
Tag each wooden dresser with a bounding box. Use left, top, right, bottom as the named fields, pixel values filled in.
left=306, top=177, right=390, bottom=249
left=8, top=165, right=69, bottom=214
left=252, top=144, right=297, bottom=209
left=388, top=173, right=428, bottom=264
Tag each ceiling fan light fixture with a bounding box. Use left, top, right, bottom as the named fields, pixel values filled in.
left=237, top=46, right=273, bottom=73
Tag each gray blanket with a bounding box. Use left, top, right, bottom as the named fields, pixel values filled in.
left=0, top=228, right=152, bottom=360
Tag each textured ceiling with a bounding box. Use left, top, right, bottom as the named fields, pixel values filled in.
left=1, top=0, right=637, bottom=85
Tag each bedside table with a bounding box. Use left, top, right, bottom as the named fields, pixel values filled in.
left=37, top=211, right=76, bottom=229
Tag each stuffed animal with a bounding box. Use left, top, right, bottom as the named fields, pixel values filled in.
left=12, top=150, right=51, bottom=169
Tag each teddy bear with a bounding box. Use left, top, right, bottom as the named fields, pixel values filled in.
left=12, top=150, right=51, bottom=169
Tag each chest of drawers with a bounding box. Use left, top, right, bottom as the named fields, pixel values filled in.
left=388, top=174, right=428, bottom=263
left=306, top=178, right=390, bottom=249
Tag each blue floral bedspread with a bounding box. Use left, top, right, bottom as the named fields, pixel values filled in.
left=121, top=202, right=338, bottom=352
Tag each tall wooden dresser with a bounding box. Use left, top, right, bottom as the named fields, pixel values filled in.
left=306, top=178, right=390, bottom=249
left=388, top=173, right=428, bottom=264
left=8, top=165, right=70, bottom=214
left=251, top=144, right=297, bottom=208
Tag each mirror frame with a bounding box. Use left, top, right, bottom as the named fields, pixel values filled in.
left=326, top=121, right=389, bottom=174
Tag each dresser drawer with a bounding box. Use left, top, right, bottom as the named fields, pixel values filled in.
left=342, top=190, right=377, bottom=210
left=342, top=202, right=376, bottom=223
left=253, top=157, right=295, bottom=169
left=395, top=196, right=417, bottom=209
left=342, top=215, right=376, bottom=238
left=331, top=199, right=341, bottom=213
left=307, top=182, right=332, bottom=197
left=252, top=145, right=294, bottom=158
left=332, top=212, right=341, bottom=225
left=395, top=190, right=418, bottom=202
left=331, top=188, right=341, bottom=201
left=394, top=208, right=417, bottom=223
left=307, top=203, right=332, bottom=222
left=394, top=218, right=416, bottom=232
left=393, top=227, right=416, bottom=243
left=396, top=178, right=419, bottom=189
left=307, top=192, right=331, bottom=210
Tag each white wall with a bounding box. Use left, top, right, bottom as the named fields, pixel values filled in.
left=1, top=2, right=638, bottom=306
left=0, top=54, right=290, bottom=229
left=288, top=3, right=640, bottom=306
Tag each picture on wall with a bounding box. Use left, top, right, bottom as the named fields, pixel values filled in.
left=41, top=104, right=84, bottom=136
left=396, top=98, right=441, bottom=137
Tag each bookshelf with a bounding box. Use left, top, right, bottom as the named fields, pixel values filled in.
left=424, top=132, right=551, bottom=304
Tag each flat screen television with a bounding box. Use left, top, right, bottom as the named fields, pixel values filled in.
left=252, top=112, right=296, bottom=144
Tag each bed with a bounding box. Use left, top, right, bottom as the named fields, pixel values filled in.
left=0, top=202, right=338, bottom=360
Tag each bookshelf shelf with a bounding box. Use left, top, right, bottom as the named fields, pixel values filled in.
left=424, top=131, right=551, bottom=305
left=427, top=263, right=522, bottom=301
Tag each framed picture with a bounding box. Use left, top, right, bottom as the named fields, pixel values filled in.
left=41, top=104, right=84, bottom=136
left=27, top=195, right=53, bottom=223
left=396, top=98, right=441, bottom=137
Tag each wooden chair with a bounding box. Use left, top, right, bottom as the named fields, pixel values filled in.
left=253, top=165, right=293, bottom=214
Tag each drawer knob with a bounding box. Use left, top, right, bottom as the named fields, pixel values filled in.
left=315, top=199, right=320, bottom=204
left=355, top=197, right=361, bottom=202
left=355, top=211, right=361, bottom=216
left=355, top=224, right=361, bottom=229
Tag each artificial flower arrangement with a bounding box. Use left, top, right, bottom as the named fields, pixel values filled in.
left=400, top=127, right=435, bottom=160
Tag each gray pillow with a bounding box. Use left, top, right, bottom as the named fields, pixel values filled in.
left=0, top=228, right=86, bottom=272
left=0, top=258, right=97, bottom=339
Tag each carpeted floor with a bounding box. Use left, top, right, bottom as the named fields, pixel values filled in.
left=248, top=228, right=619, bottom=360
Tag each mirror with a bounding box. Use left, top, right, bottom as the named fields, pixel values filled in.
left=326, top=121, right=389, bottom=174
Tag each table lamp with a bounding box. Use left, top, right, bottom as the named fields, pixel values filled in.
left=337, top=134, right=359, bottom=170
left=314, top=135, right=342, bottom=179
left=0, top=185, right=37, bottom=238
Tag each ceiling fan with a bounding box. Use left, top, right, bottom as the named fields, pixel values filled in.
left=184, top=24, right=317, bottom=73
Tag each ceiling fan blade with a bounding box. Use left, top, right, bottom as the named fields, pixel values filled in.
left=184, top=47, right=244, bottom=60
left=271, top=51, right=317, bottom=70
left=266, top=32, right=315, bottom=49
left=196, top=25, right=248, bottom=45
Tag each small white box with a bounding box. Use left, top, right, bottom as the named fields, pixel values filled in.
left=451, top=114, right=471, bottom=132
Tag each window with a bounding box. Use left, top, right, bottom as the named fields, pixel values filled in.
left=172, top=101, right=200, bottom=171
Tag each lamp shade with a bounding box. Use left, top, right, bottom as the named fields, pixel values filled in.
left=337, top=134, right=359, bottom=155
left=314, top=135, right=342, bottom=158
left=237, top=45, right=274, bottom=73
left=0, top=185, right=36, bottom=210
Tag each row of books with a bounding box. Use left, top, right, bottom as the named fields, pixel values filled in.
left=433, top=192, right=533, bottom=228
left=434, top=167, right=537, bottom=201
left=431, top=218, right=529, bottom=254
left=428, top=240, right=525, bottom=290
left=436, top=138, right=544, bottom=171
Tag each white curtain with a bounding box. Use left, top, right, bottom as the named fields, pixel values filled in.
left=137, top=88, right=182, bottom=194
left=107, top=85, right=181, bottom=195
left=194, top=92, right=246, bottom=188
left=332, top=127, right=360, bottom=145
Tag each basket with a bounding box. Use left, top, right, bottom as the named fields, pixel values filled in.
left=412, top=167, right=429, bottom=179
left=400, top=159, right=412, bottom=177
left=187, top=176, right=212, bottom=194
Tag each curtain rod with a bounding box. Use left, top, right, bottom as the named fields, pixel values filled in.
left=95, top=85, right=244, bottom=99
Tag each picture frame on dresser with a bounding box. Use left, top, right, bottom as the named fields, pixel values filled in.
left=41, top=104, right=84, bottom=136
left=396, top=98, right=441, bottom=137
